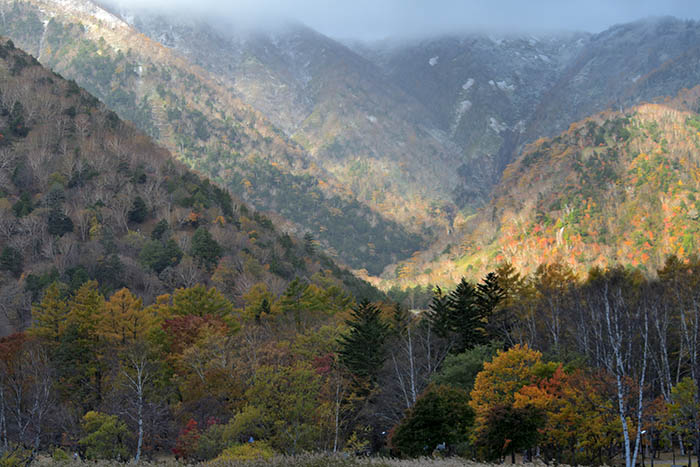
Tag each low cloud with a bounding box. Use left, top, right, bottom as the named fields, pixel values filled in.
left=103, top=0, right=700, bottom=40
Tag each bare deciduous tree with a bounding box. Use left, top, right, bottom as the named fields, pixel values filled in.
left=578, top=272, right=649, bottom=467
left=0, top=340, right=53, bottom=454
left=119, top=344, right=154, bottom=462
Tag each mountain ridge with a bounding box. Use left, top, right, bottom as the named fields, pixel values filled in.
left=0, top=35, right=380, bottom=333
left=0, top=0, right=426, bottom=274
left=126, top=11, right=465, bottom=227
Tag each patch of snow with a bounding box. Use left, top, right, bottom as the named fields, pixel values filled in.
left=450, top=100, right=472, bottom=135
left=366, top=115, right=377, bottom=124
left=428, top=56, right=439, bottom=66
left=539, top=54, right=552, bottom=63
left=489, top=117, right=508, bottom=134
left=456, top=100, right=472, bottom=116
left=488, top=80, right=496, bottom=88
left=56, top=0, right=127, bottom=29
left=632, top=74, right=641, bottom=83
left=496, top=80, right=515, bottom=92
left=462, top=78, right=475, bottom=91
left=50, top=0, right=129, bottom=30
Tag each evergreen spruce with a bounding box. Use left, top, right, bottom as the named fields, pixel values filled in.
left=47, top=208, right=74, bottom=236
left=429, top=278, right=500, bottom=354
left=427, top=286, right=452, bottom=339
left=338, top=299, right=389, bottom=384
left=128, top=196, right=148, bottom=223
left=151, top=219, right=169, bottom=240
left=447, top=279, right=486, bottom=353
left=392, top=302, right=411, bottom=335
left=0, top=246, right=23, bottom=277
left=191, top=227, right=222, bottom=270
left=9, top=101, right=28, bottom=137
left=476, top=272, right=505, bottom=318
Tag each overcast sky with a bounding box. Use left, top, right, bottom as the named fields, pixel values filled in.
left=107, top=0, right=700, bottom=40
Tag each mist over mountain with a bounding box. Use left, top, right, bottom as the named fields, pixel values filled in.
left=99, top=0, right=700, bottom=40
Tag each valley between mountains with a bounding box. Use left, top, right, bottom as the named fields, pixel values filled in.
left=2, top=0, right=700, bottom=287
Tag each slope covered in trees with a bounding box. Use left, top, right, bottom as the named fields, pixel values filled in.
left=5, top=2, right=700, bottom=282
left=128, top=15, right=464, bottom=228
left=0, top=37, right=379, bottom=334
left=381, top=87, right=700, bottom=287
left=0, top=0, right=424, bottom=274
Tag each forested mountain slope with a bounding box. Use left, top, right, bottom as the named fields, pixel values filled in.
left=130, top=14, right=700, bottom=225
left=379, top=87, right=700, bottom=287
left=6, top=0, right=700, bottom=285
left=0, top=37, right=379, bottom=333
left=0, top=0, right=423, bottom=274
left=127, top=14, right=464, bottom=229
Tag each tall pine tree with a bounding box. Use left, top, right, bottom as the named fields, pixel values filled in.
left=428, top=286, right=452, bottom=338
left=429, top=275, right=504, bottom=354
left=447, top=279, right=486, bottom=353
left=338, top=299, right=389, bottom=385
left=476, top=272, right=505, bottom=318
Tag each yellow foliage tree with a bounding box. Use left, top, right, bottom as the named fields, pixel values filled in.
left=68, top=281, right=105, bottom=336
left=99, top=288, right=152, bottom=344
left=29, top=282, right=68, bottom=342
left=470, top=344, right=554, bottom=436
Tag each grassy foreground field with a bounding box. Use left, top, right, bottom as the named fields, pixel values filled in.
left=29, top=454, right=550, bottom=467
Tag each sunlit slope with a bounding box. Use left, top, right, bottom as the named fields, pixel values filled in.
left=379, top=88, right=700, bottom=287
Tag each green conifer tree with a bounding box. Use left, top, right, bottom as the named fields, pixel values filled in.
left=338, top=299, right=389, bottom=384
left=428, top=286, right=453, bottom=343
left=476, top=272, right=505, bottom=318
left=191, top=227, right=222, bottom=270
left=128, top=196, right=148, bottom=223
left=447, top=279, right=485, bottom=353
left=0, top=246, right=23, bottom=277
